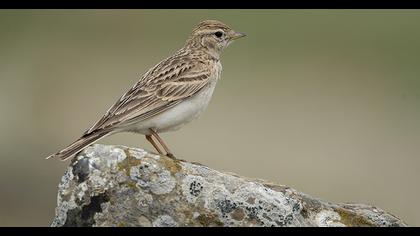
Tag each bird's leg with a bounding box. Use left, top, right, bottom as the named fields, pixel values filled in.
left=145, top=134, right=165, bottom=156
left=149, top=129, right=176, bottom=159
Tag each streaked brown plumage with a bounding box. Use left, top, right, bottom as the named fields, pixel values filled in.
left=46, top=20, right=245, bottom=161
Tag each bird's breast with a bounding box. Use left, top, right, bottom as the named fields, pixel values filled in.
left=156, top=79, right=218, bottom=132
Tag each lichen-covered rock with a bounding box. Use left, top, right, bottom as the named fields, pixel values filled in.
left=51, top=144, right=407, bottom=227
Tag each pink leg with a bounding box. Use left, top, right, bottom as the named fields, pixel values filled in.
left=149, top=129, right=176, bottom=159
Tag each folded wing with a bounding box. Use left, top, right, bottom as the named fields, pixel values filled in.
left=84, top=53, right=213, bottom=135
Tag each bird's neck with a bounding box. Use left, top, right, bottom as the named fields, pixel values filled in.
left=184, top=40, right=221, bottom=61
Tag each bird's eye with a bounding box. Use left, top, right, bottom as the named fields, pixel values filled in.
left=214, top=31, right=224, bottom=38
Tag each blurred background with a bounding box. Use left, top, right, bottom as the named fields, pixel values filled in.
left=0, top=9, right=419, bottom=226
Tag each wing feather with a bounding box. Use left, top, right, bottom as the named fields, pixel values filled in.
left=84, top=52, right=214, bottom=134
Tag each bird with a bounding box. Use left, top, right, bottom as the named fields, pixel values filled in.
left=46, top=20, right=246, bottom=161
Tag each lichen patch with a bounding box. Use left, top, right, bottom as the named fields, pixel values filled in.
left=335, top=208, right=374, bottom=227
left=152, top=215, right=178, bottom=227
left=149, top=170, right=176, bottom=195
left=117, top=153, right=142, bottom=176
left=231, top=208, right=245, bottom=221
left=181, top=175, right=207, bottom=203
left=315, top=210, right=346, bottom=227
left=127, top=148, right=147, bottom=160
left=129, top=159, right=176, bottom=195
left=196, top=212, right=224, bottom=227
left=137, top=215, right=152, bottom=226
left=160, top=157, right=182, bottom=174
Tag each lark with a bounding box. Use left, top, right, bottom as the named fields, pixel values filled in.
left=47, top=20, right=246, bottom=161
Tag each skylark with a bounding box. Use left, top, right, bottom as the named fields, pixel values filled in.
left=47, top=20, right=245, bottom=161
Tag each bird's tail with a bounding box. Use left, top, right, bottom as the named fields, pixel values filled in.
left=46, top=131, right=109, bottom=161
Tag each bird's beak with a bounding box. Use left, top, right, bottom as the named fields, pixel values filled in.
left=230, top=32, right=246, bottom=40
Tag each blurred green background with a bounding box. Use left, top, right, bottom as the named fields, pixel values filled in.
left=0, top=9, right=419, bottom=226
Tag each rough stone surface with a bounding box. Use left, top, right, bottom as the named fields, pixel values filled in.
left=51, top=144, right=407, bottom=227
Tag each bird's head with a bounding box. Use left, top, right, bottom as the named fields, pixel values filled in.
left=186, top=20, right=246, bottom=58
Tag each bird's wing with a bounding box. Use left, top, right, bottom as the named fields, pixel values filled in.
left=84, top=53, right=213, bottom=135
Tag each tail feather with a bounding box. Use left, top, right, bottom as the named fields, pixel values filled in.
left=46, top=131, right=108, bottom=161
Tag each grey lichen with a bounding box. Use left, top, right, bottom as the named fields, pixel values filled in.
left=181, top=175, right=207, bottom=203
left=152, top=215, right=178, bottom=227
left=51, top=144, right=407, bottom=227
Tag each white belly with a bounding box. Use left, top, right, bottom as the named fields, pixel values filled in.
left=126, top=79, right=218, bottom=134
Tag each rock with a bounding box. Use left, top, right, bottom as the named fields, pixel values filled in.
left=51, top=144, right=407, bottom=227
